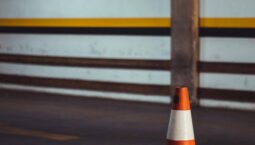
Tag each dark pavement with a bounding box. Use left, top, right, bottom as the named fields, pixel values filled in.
left=0, top=89, right=255, bottom=145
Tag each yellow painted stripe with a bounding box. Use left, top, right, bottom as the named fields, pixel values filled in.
left=0, top=18, right=255, bottom=28
left=0, top=124, right=79, bottom=141
left=200, top=18, right=255, bottom=28
left=0, top=18, right=170, bottom=28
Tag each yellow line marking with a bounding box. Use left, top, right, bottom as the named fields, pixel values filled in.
left=0, top=18, right=170, bottom=28
left=200, top=18, right=255, bottom=28
left=0, top=124, right=79, bottom=141
left=0, top=18, right=254, bottom=28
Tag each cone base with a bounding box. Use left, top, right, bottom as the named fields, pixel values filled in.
left=166, top=140, right=195, bottom=145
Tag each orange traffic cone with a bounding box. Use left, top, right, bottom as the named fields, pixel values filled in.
left=166, top=87, right=195, bottom=145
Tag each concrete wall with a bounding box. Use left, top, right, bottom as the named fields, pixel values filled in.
left=0, top=0, right=254, bottom=110
left=200, top=0, right=255, bottom=110
left=0, top=0, right=171, bottom=104
left=0, top=0, right=170, bottom=18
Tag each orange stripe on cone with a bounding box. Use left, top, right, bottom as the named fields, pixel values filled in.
left=166, top=140, right=196, bottom=145
left=166, top=87, right=196, bottom=145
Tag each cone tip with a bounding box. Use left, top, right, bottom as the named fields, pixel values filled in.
left=172, top=87, right=191, bottom=110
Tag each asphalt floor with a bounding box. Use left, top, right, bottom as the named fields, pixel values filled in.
left=0, top=89, right=255, bottom=145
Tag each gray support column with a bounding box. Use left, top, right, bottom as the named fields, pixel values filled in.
left=171, top=0, right=200, bottom=104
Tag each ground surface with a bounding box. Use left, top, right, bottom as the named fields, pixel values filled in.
left=0, top=89, right=255, bottom=145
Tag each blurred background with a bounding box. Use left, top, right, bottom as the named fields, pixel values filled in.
left=0, top=0, right=254, bottom=145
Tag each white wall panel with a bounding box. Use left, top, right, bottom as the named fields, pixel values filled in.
left=201, top=0, right=255, bottom=17
left=0, top=83, right=170, bottom=104
left=0, top=0, right=170, bottom=18
left=0, top=63, right=170, bottom=85
left=200, top=73, right=255, bottom=91
left=200, top=38, right=255, bottom=63
left=0, top=34, right=171, bottom=60
left=200, top=99, right=255, bottom=111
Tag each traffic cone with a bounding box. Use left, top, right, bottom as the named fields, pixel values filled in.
left=166, top=87, right=195, bottom=145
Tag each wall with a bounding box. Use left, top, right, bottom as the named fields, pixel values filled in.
left=200, top=0, right=255, bottom=110
left=0, top=0, right=171, bottom=104
left=0, top=0, right=254, bottom=110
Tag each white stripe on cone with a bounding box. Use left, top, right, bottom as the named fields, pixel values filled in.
left=166, top=110, right=195, bottom=141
